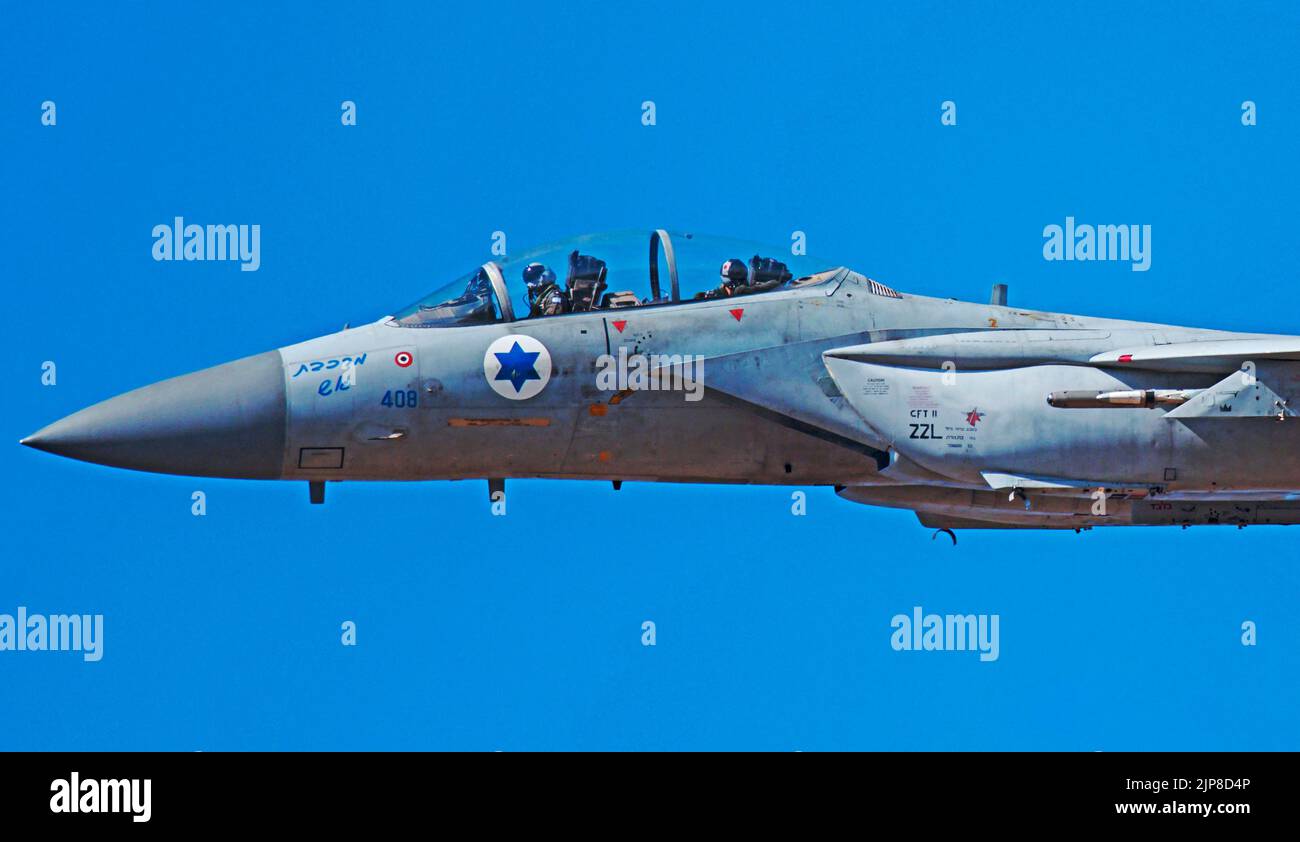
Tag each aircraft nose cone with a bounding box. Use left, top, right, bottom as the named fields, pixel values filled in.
left=22, top=350, right=286, bottom=478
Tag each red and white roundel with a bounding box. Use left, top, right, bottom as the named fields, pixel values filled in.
left=394, top=351, right=414, bottom=368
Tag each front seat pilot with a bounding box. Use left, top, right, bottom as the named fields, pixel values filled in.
left=524, top=262, right=568, bottom=317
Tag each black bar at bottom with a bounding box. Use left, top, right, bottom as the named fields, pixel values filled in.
left=0, top=751, right=1281, bottom=829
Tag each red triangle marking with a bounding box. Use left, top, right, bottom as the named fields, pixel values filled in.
left=729, top=308, right=744, bottom=321
left=613, top=320, right=627, bottom=333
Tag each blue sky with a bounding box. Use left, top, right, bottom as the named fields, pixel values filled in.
left=2, top=1, right=1298, bottom=749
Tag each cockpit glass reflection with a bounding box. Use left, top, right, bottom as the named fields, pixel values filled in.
left=389, top=267, right=499, bottom=328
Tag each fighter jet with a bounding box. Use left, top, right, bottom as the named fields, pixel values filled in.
left=22, top=229, right=1300, bottom=532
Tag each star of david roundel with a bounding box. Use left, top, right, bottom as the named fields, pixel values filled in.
left=483, top=335, right=553, bottom=400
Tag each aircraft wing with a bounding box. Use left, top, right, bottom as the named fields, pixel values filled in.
left=699, top=328, right=1300, bottom=492
left=825, top=331, right=1300, bottom=373
left=1090, top=337, right=1300, bottom=372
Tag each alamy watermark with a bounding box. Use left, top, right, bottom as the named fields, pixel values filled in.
left=0, top=607, right=103, bottom=662
left=890, top=606, right=999, bottom=662
left=1043, top=216, right=1151, bottom=272
left=50, top=773, right=150, bottom=822
left=595, top=349, right=704, bottom=402
left=152, top=217, right=260, bottom=272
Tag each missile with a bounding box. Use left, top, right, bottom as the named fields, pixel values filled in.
left=1046, top=389, right=1199, bottom=409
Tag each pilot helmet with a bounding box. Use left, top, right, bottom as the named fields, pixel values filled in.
left=523, top=262, right=556, bottom=290
left=720, top=258, right=748, bottom=287
left=749, top=255, right=793, bottom=285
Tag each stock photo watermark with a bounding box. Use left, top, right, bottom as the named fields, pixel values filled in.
left=595, top=348, right=705, bottom=402
left=50, top=774, right=150, bottom=822
left=890, top=606, right=999, bottom=662
left=1043, top=216, right=1151, bottom=272
left=152, top=217, right=261, bottom=272
left=0, top=607, right=103, bottom=662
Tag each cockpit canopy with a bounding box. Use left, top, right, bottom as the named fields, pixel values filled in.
left=388, top=230, right=844, bottom=328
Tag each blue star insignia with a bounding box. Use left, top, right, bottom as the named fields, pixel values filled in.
left=494, top=341, right=542, bottom=393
